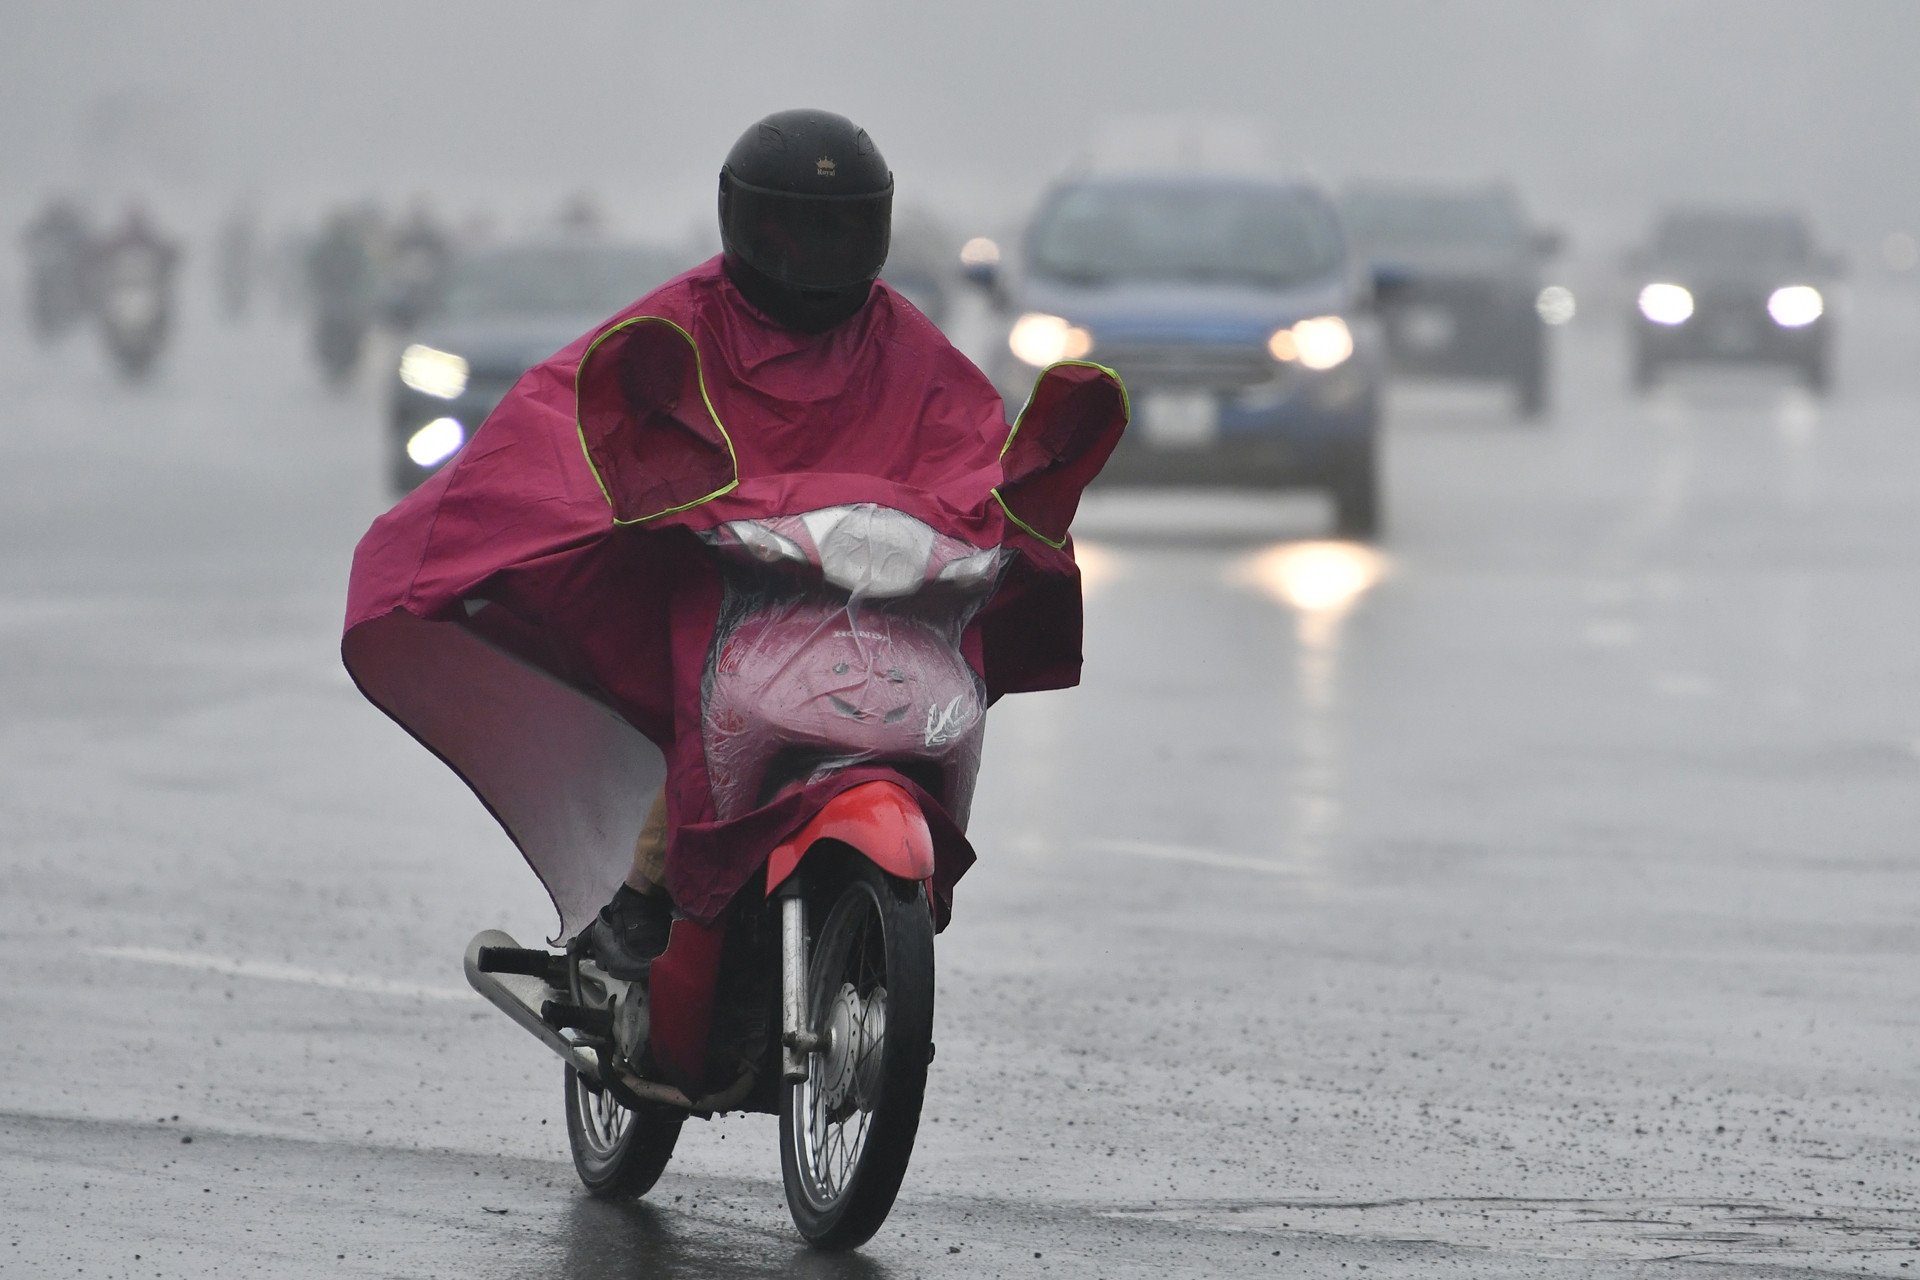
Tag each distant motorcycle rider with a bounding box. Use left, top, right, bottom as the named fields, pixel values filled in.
left=90, top=203, right=181, bottom=380
left=381, top=198, right=454, bottom=330
left=22, top=196, right=95, bottom=344
left=307, top=207, right=380, bottom=386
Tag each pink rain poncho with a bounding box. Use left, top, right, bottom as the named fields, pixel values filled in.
left=343, top=257, right=1125, bottom=936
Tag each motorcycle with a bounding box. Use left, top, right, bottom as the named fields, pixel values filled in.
left=458, top=338, right=1126, bottom=1250
left=468, top=502, right=996, bottom=1247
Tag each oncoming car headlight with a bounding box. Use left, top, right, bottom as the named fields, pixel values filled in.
left=1008, top=313, right=1095, bottom=367
left=399, top=344, right=470, bottom=399
left=1267, top=315, right=1354, bottom=371
left=405, top=417, right=466, bottom=467
left=1767, top=285, right=1823, bottom=328
left=1637, top=283, right=1694, bottom=326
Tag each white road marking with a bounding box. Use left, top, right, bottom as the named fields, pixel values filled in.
left=88, top=946, right=472, bottom=1002
left=1077, top=838, right=1302, bottom=877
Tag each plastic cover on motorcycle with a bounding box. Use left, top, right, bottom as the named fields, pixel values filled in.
left=343, top=256, right=1126, bottom=936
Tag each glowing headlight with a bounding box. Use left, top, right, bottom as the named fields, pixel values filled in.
left=1269, top=315, right=1353, bottom=371
left=399, top=344, right=470, bottom=399
left=1535, top=285, right=1576, bottom=326
left=1767, top=285, right=1823, bottom=328
left=405, top=417, right=466, bottom=467
left=960, top=237, right=1001, bottom=268
left=1008, top=313, right=1095, bottom=367
left=1637, top=283, right=1694, bottom=326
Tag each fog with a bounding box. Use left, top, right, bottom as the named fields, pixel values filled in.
left=6, top=0, right=1920, bottom=250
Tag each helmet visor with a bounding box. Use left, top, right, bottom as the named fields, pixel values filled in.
left=725, top=179, right=893, bottom=292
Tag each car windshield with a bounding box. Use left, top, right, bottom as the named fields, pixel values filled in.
left=440, top=245, right=683, bottom=318
left=1342, top=192, right=1525, bottom=250
left=1027, top=183, right=1345, bottom=287
left=1652, top=213, right=1810, bottom=264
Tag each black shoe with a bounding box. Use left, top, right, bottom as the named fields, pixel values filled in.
left=581, top=885, right=674, bottom=980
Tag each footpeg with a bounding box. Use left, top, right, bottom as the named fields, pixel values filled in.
left=477, top=945, right=565, bottom=986
left=541, top=1000, right=615, bottom=1039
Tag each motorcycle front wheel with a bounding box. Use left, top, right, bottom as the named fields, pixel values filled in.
left=563, top=1066, right=682, bottom=1199
left=779, top=859, right=935, bottom=1250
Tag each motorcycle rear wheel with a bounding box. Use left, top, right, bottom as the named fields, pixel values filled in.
left=779, top=859, right=935, bottom=1250
left=563, top=1065, right=682, bottom=1199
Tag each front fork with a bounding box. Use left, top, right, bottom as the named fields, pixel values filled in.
left=779, top=882, right=817, bottom=1082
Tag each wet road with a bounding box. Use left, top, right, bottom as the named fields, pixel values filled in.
left=2, top=281, right=1917, bottom=1277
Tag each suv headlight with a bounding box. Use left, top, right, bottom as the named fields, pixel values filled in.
left=1767, top=285, right=1823, bottom=328
left=1268, top=315, right=1353, bottom=371
left=1009, top=312, right=1095, bottom=367
left=399, top=344, right=469, bottom=399
left=1637, top=283, right=1694, bottom=326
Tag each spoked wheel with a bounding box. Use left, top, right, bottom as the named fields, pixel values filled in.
left=563, top=1066, right=682, bottom=1199
left=780, top=860, right=935, bottom=1250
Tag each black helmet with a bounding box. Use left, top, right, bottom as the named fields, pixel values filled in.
left=719, top=109, right=893, bottom=332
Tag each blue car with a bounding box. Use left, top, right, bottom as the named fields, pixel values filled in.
left=966, top=174, right=1387, bottom=537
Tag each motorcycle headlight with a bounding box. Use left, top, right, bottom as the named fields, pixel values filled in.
left=399, top=344, right=469, bottom=399
left=1008, top=312, right=1095, bottom=368
left=1535, top=285, right=1577, bottom=325
left=803, top=505, right=939, bottom=599
left=1767, top=285, right=1823, bottom=328
left=1637, top=283, right=1694, bottom=326
left=1268, top=315, right=1353, bottom=371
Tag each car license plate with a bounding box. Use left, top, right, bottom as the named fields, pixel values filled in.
left=1398, top=305, right=1456, bottom=352
left=1139, top=391, right=1218, bottom=448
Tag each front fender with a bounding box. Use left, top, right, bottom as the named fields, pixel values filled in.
left=764, top=780, right=936, bottom=894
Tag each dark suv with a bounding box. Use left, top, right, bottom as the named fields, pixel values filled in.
left=966, top=174, right=1387, bottom=538
left=1341, top=182, right=1561, bottom=419
left=1626, top=208, right=1837, bottom=392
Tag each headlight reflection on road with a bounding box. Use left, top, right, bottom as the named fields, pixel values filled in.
left=1234, top=540, right=1388, bottom=619
left=1230, top=539, right=1388, bottom=888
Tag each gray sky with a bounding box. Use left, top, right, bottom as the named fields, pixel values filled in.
left=5, top=1, right=1917, bottom=248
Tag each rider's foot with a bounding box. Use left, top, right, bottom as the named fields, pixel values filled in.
left=581, top=884, right=674, bottom=980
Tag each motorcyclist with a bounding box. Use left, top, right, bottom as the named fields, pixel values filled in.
left=307, top=206, right=380, bottom=382
left=343, top=108, right=1109, bottom=992
left=382, top=197, right=453, bottom=330
left=90, top=203, right=181, bottom=376
left=22, top=195, right=94, bottom=342
left=580, top=108, right=904, bottom=978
